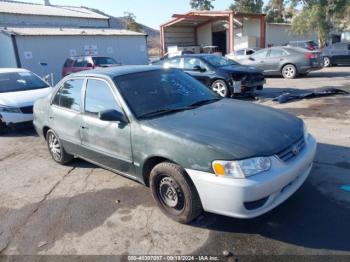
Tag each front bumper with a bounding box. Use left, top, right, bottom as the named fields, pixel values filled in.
left=186, top=134, right=317, bottom=219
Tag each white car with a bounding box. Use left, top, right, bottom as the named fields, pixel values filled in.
left=0, top=68, right=51, bottom=128
left=226, top=48, right=257, bottom=61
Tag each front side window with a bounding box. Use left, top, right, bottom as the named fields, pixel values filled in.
left=0, top=71, right=49, bottom=93
left=235, top=50, right=245, bottom=56
left=52, top=79, right=83, bottom=111
left=183, top=57, right=206, bottom=70
left=164, top=57, right=181, bottom=68
left=84, top=79, right=121, bottom=115
left=251, top=49, right=268, bottom=59
left=268, top=49, right=287, bottom=57
left=114, top=69, right=218, bottom=119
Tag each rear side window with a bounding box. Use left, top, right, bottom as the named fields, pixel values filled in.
left=52, top=79, right=84, bottom=111
left=235, top=50, right=245, bottom=55
left=164, top=57, right=181, bottom=68
left=84, top=79, right=121, bottom=115
left=63, top=59, right=73, bottom=67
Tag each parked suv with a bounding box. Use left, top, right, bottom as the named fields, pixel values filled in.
left=322, top=42, right=350, bottom=67
left=62, top=56, right=121, bottom=77
left=287, top=40, right=318, bottom=51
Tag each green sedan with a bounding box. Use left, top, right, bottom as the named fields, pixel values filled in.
left=33, top=66, right=317, bottom=223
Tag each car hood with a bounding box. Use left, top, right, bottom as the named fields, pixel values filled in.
left=0, top=87, right=51, bottom=107
left=218, top=64, right=263, bottom=74
left=143, top=99, right=303, bottom=159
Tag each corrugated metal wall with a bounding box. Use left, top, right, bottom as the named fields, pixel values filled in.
left=0, top=33, right=17, bottom=68
left=164, top=27, right=196, bottom=51
left=0, top=13, right=108, bottom=28
left=15, top=35, right=148, bottom=83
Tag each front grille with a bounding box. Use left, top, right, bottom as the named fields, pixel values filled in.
left=20, top=106, right=33, bottom=114
left=276, top=136, right=305, bottom=162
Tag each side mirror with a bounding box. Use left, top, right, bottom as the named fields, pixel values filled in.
left=193, top=65, right=206, bottom=72
left=98, top=109, right=127, bottom=123
left=249, top=57, right=255, bottom=61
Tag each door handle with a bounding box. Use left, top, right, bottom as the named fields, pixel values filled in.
left=81, top=126, right=88, bottom=130
left=49, top=116, right=54, bottom=120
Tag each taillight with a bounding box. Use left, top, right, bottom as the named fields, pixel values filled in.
left=305, top=53, right=317, bottom=59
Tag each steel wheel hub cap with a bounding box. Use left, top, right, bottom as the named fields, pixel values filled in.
left=159, top=177, right=181, bottom=208
left=212, top=82, right=226, bottom=97
left=48, top=133, right=61, bottom=161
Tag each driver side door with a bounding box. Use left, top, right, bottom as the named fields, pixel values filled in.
left=245, top=49, right=269, bottom=71
left=79, top=78, right=134, bottom=175
left=183, top=57, right=211, bottom=86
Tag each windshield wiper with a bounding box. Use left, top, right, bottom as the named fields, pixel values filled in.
left=189, top=98, right=221, bottom=107
left=138, top=107, right=192, bottom=119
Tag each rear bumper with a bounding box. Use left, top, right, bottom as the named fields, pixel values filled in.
left=0, top=112, right=33, bottom=125
left=299, top=65, right=323, bottom=73
left=186, top=134, right=317, bottom=219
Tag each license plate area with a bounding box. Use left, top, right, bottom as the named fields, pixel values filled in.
left=233, top=81, right=242, bottom=93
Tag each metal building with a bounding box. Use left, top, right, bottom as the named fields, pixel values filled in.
left=0, top=1, right=149, bottom=83
left=0, top=27, right=148, bottom=83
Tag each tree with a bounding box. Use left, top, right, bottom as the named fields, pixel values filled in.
left=264, top=0, right=286, bottom=22
left=229, top=0, right=264, bottom=13
left=123, top=12, right=142, bottom=33
left=190, top=0, right=215, bottom=10
left=291, top=0, right=348, bottom=47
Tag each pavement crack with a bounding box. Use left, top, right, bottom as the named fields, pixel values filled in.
left=0, top=152, right=19, bottom=162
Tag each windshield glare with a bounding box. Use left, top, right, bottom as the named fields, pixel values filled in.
left=114, top=69, right=218, bottom=118
left=203, top=55, right=238, bottom=67
left=0, top=72, right=49, bottom=93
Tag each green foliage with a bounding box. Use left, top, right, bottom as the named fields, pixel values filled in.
left=123, top=12, right=143, bottom=33
left=229, top=0, right=264, bottom=13
left=291, top=0, right=349, bottom=46
left=264, top=0, right=287, bottom=22
left=190, top=0, right=215, bottom=10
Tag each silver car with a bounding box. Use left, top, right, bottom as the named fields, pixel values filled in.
left=239, top=47, right=323, bottom=79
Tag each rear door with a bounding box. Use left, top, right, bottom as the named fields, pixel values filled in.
left=331, top=43, right=347, bottom=64
left=80, top=78, right=133, bottom=174
left=264, top=48, right=289, bottom=73
left=50, top=78, right=84, bottom=154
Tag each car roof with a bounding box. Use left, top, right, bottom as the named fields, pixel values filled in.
left=0, top=68, right=30, bottom=73
left=71, top=65, right=163, bottom=78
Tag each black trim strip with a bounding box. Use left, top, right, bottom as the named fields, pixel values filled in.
left=11, top=35, right=21, bottom=68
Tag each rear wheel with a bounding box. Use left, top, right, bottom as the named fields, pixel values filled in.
left=46, top=129, right=73, bottom=164
left=211, top=80, right=230, bottom=97
left=150, top=162, right=203, bottom=223
left=323, top=57, right=331, bottom=67
left=282, top=64, right=297, bottom=79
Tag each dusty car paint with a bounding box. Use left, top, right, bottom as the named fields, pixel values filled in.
left=34, top=66, right=304, bottom=185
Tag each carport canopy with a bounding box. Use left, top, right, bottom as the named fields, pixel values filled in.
left=160, top=11, right=266, bottom=56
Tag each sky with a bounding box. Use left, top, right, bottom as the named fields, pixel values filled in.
left=17, top=0, right=237, bottom=29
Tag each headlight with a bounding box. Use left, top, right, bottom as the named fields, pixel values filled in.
left=212, top=157, right=271, bottom=179
left=0, top=105, right=21, bottom=113
left=303, top=122, right=309, bottom=141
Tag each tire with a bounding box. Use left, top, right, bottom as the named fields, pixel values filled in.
left=46, top=129, right=73, bottom=165
left=210, top=80, right=230, bottom=97
left=150, top=162, right=203, bottom=224
left=323, top=57, right=331, bottom=67
left=281, top=64, right=297, bottom=79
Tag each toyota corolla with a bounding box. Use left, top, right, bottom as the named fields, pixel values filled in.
left=33, top=66, right=317, bottom=223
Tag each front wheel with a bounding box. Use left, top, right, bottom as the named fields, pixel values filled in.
left=323, top=57, right=331, bottom=67
left=46, top=129, right=73, bottom=164
left=150, top=162, right=203, bottom=224
left=211, top=80, right=230, bottom=97
left=282, top=64, right=297, bottom=79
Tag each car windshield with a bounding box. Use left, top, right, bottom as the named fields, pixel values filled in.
left=114, top=69, right=220, bottom=119
left=202, top=55, right=238, bottom=67
left=92, top=57, right=117, bottom=65
left=0, top=72, right=49, bottom=93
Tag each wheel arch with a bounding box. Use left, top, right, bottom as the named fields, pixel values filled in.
left=43, top=126, right=51, bottom=139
